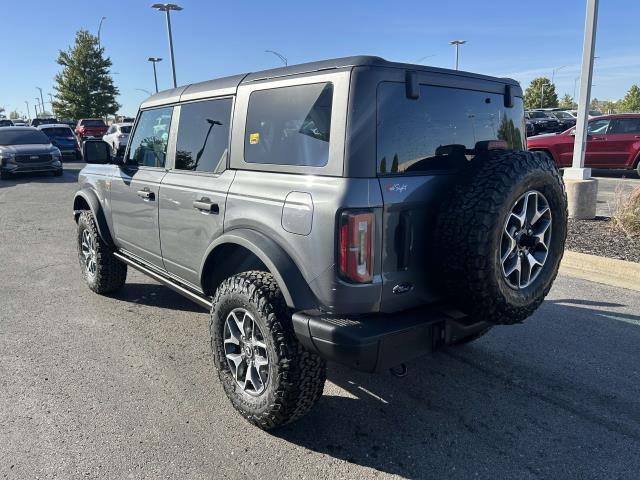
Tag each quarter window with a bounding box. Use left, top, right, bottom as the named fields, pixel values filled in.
left=174, top=98, right=232, bottom=173
left=244, top=83, right=333, bottom=167
left=127, top=107, right=173, bottom=167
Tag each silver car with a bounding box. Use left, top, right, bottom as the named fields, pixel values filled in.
left=0, top=127, right=62, bottom=179
left=102, top=122, right=132, bottom=156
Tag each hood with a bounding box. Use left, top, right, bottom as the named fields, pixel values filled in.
left=0, top=143, right=59, bottom=156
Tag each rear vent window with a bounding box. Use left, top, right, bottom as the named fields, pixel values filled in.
left=244, top=82, right=333, bottom=167
left=376, top=83, right=525, bottom=176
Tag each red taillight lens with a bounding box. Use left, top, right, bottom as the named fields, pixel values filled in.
left=338, top=211, right=374, bottom=283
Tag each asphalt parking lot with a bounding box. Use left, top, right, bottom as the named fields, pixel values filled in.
left=1, top=163, right=639, bottom=479
left=591, top=169, right=640, bottom=217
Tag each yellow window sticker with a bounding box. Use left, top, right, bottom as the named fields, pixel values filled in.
left=249, top=133, right=260, bottom=145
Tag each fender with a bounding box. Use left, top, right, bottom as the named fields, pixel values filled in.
left=73, top=188, right=115, bottom=247
left=200, top=228, right=318, bottom=310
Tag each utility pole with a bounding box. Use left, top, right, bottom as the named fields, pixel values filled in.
left=25, top=101, right=30, bottom=120
left=449, top=40, right=466, bottom=70
left=36, top=87, right=45, bottom=115
left=540, top=84, right=545, bottom=108
left=565, top=0, right=599, bottom=219
left=152, top=3, right=182, bottom=89
left=148, top=57, right=162, bottom=93
left=551, top=65, right=567, bottom=85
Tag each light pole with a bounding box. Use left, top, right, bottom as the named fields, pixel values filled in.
left=34, top=98, right=40, bottom=118
left=136, top=88, right=153, bottom=96
left=551, top=65, right=567, bottom=84
left=25, top=101, right=30, bottom=120
left=148, top=57, right=162, bottom=93
left=565, top=0, right=600, bottom=220
left=449, top=40, right=466, bottom=70
left=265, top=50, right=287, bottom=66
left=152, top=3, right=182, bottom=89
left=98, top=16, right=107, bottom=48
left=36, top=87, right=45, bottom=115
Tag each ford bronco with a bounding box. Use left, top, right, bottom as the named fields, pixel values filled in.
left=74, top=56, right=567, bottom=429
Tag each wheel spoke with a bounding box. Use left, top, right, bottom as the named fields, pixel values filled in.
left=254, top=354, right=268, bottom=369
left=501, top=229, right=517, bottom=263
left=226, top=353, right=243, bottom=375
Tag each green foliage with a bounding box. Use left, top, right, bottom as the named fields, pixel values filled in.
left=558, top=94, right=577, bottom=110
left=497, top=117, right=524, bottom=150
left=523, top=77, right=558, bottom=109
left=590, top=98, right=617, bottom=115
left=618, top=84, right=640, bottom=113
left=379, top=156, right=387, bottom=173
left=52, top=30, right=120, bottom=119
left=391, top=154, right=399, bottom=173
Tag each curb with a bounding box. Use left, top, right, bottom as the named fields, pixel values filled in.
left=559, top=250, right=640, bottom=292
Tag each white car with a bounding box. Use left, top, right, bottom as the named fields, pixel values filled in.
left=102, top=122, right=133, bottom=156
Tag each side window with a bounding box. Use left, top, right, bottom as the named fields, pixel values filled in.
left=174, top=98, right=232, bottom=173
left=587, top=119, right=610, bottom=135
left=610, top=118, right=640, bottom=134
left=106, top=125, right=115, bottom=134
left=244, top=82, right=333, bottom=167
left=127, top=107, right=173, bottom=167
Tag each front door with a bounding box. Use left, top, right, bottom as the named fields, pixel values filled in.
left=110, top=106, right=174, bottom=267
left=583, top=118, right=612, bottom=167
left=158, top=98, right=235, bottom=287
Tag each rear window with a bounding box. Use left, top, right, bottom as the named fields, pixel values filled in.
left=42, top=127, right=74, bottom=137
left=377, top=83, right=525, bottom=175
left=0, top=129, right=50, bottom=145
left=119, top=125, right=132, bottom=134
left=244, top=82, right=333, bottom=167
left=528, top=112, right=549, bottom=119
left=80, top=119, right=106, bottom=127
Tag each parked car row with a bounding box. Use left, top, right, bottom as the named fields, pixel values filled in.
left=525, top=108, right=604, bottom=137
left=528, top=113, right=640, bottom=175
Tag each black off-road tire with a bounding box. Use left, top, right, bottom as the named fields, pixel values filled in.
left=436, top=150, right=567, bottom=325
left=210, top=271, right=326, bottom=430
left=76, top=211, right=127, bottom=294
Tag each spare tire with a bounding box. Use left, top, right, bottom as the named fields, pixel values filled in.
left=436, top=150, right=567, bottom=325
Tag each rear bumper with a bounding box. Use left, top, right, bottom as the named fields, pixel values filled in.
left=292, top=306, right=490, bottom=372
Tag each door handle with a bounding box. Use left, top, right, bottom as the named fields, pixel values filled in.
left=137, top=189, right=154, bottom=200
left=193, top=198, right=219, bottom=214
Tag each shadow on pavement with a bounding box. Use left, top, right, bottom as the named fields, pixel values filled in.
left=0, top=167, right=80, bottom=187
left=275, top=298, right=640, bottom=479
left=111, top=282, right=207, bottom=313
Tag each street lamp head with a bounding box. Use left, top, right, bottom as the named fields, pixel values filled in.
left=148, top=57, right=163, bottom=62
left=449, top=40, right=467, bottom=45
left=152, top=3, right=183, bottom=11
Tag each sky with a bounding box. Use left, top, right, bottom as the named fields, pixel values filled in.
left=1, top=0, right=638, bottom=117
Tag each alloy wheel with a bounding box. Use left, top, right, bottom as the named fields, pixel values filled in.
left=80, top=229, right=97, bottom=279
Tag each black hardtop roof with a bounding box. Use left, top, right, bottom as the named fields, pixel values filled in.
left=140, top=55, right=520, bottom=109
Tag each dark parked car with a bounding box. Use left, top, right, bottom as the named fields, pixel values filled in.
left=548, top=111, right=577, bottom=131
left=528, top=114, right=640, bottom=175
left=75, top=56, right=567, bottom=429
left=526, top=110, right=561, bottom=134
left=0, top=119, right=14, bottom=127
left=38, top=124, right=82, bottom=160
left=75, top=118, right=108, bottom=143
left=29, top=118, right=59, bottom=127
left=0, top=127, right=63, bottom=179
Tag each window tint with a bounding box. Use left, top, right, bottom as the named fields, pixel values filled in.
left=0, top=129, right=50, bottom=145
left=120, top=125, right=132, bottom=134
left=610, top=118, right=640, bottom=134
left=587, top=119, right=610, bottom=135
left=42, top=127, right=74, bottom=137
left=244, top=83, right=333, bottom=167
left=127, top=107, right=173, bottom=167
left=80, top=119, right=106, bottom=127
left=174, top=98, right=232, bottom=173
left=377, top=83, right=525, bottom=175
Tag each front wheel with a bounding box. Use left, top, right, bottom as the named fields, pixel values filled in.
left=210, top=271, right=326, bottom=430
left=76, top=211, right=127, bottom=294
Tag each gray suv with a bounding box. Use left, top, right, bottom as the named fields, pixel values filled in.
left=74, top=56, right=567, bottom=429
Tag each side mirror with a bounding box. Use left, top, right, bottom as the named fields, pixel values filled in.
left=82, top=140, right=111, bottom=164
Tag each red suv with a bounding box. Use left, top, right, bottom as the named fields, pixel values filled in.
left=527, top=114, right=640, bottom=175
left=75, top=118, right=109, bottom=143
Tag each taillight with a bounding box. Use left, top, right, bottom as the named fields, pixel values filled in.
left=338, top=211, right=374, bottom=283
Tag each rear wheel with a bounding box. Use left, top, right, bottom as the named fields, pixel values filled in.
left=210, top=271, right=326, bottom=430
left=436, top=150, right=567, bottom=325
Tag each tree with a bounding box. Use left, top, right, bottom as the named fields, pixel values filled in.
left=618, top=84, right=640, bottom=113
left=391, top=154, right=399, bottom=173
left=379, top=156, right=387, bottom=173
left=9, top=110, right=20, bottom=120
left=590, top=98, right=617, bottom=115
left=52, top=30, right=120, bottom=119
left=523, top=77, right=558, bottom=109
left=558, top=94, right=577, bottom=110
left=497, top=117, right=523, bottom=150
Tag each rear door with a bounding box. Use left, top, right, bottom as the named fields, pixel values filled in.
left=110, top=106, right=173, bottom=267
left=158, top=97, right=235, bottom=287
left=605, top=117, right=640, bottom=168
left=376, top=80, right=526, bottom=312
